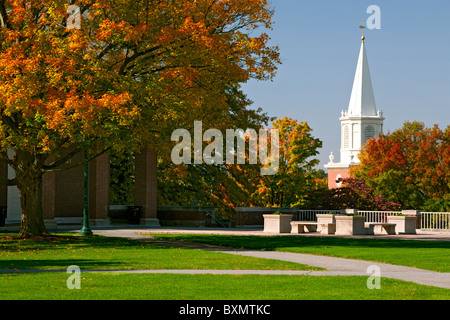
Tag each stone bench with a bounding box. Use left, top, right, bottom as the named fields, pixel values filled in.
left=365, top=223, right=396, bottom=235
left=291, top=221, right=317, bottom=234
left=319, top=223, right=336, bottom=235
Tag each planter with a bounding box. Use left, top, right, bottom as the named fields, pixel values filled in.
left=263, top=214, right=293, bottom=233
left=316, top=213, right=344, bottom=232
left=387, top=216, right=417, bottom=234
left=335, top=215, right=366, bottom=235
left=235, top=207, right=299, bottom=228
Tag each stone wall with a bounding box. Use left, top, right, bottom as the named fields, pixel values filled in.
left=235, top=207, right=299, bottom=228
left=157, top=206, right=216, bottom=227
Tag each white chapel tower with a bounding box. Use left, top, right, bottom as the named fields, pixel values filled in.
left=325, top=31, right=384, bottom=189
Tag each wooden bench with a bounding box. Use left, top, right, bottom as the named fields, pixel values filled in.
left=365, top=223, right=396, bottom=235
left=291, top=222, right=317, bottom=234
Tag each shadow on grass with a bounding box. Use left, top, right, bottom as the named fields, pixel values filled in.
left=150, top=234, right=450, bottom=251
left=0, top=259, right=122, bottom=270
left=0, top=233, right=166, bottom=252
left=0, top=232, right=171, bottom=270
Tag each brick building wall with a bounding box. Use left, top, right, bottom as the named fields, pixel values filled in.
left=327, top=167, right=351, bottom=189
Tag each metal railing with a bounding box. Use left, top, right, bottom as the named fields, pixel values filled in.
left=203, top=210, right=229, bottom=228
left=298, top=210, right=337, bottom=222
left=288, top=209, right=450, bottom=231
left=298, top=209, right=401, bottom=223
left=421, top=212, right=450, bottom=231
left=358, top=211, right=401, bottom=223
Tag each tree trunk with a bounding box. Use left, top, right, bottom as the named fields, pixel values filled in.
left=14, top=151, right=48, bottom=237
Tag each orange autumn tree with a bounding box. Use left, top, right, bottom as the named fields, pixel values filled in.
left=0, top=0, right=280, bottom=236
left=351, top=121, right=450, bottom=211
left=252, top=117, right=323, bottom=207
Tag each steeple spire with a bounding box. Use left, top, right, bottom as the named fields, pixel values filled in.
left=347, top=31, right=377, bottom=117
left=359, top=20, right=366, bottom=43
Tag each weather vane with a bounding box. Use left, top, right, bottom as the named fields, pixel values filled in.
left=359, top=19, right=366, bottom=42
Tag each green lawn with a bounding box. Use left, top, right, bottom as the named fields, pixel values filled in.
left=0, top=233, right=317, bottom=271
left=1, top=273, right=449, bottom=300
left=1, top=232, right=449, bottom=300
left=149, top=234, right=450, bottom=272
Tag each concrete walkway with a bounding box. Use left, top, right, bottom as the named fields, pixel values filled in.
left=90, top=228, right=450, bottom=290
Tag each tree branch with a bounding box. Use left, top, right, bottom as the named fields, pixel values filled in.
left=43, top=146, right=112, bottom=172
left=0, top=177, right=16, bottom=186
left=43, top=147, right=83, bottom=171
left=117, top=45, right=163, bottom=75
left=0, top=155, right=12, bottom=166
left=0, top=0, right=11, bottom=29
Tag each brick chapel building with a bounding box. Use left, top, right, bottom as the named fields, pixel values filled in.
left=0, top=147, right=160, bottom=228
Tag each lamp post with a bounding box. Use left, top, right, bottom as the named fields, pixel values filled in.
left=79, top=151, right=93, bottom=236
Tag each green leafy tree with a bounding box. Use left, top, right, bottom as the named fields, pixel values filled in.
left=253, top=117, right=323, bottom=208
left=157, top=86, right=271, bottom=222
left=109, top=150, right=135, bottom=205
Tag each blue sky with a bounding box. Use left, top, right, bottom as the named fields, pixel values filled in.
left=242, top=0, right=450, bottom=170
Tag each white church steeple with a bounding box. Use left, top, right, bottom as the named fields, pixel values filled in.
left=325, top=30, right=385, bottom=189
left=339, top=34, right=384, bottom=165
left=347, top=39, right=377, bottom=117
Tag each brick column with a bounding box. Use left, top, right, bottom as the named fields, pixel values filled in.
left=134, top=146, right=159, bottom=226
left=89, top=153, right=111, bottom=226
left=0, top=154, right=7, bottom=226
left=0, top=154, right=7, bottom=208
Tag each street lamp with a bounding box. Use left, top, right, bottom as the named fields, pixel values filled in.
left=79, top=151, right=93, bottom=236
